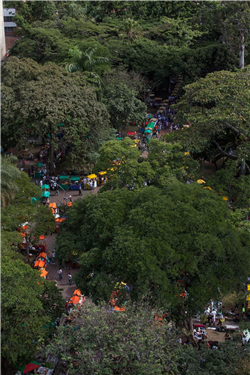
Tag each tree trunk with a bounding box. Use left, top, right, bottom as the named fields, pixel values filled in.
left=183, top=316, right=198, bottom=347
left=26, top=234, right=30, bottom=263
left=239, top=31, right=245, bottom=69
left=240, top=159, right=246, bottom=176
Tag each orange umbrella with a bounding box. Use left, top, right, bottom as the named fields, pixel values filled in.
left=67, top=202, right=73, bottom=207
left=38, top=252, right=47, bottom=258
left=55, top=218, right=65, bottom=223
left=39, top=235, right=46, bottom=240
left=34, top=261, right=39, bottom=267
left=69, top=289, right=82, bottom=305
left=38, top=260, right=46, bottom=268
left=40, top=270, right=48, bottom=278
left=49, top=202, right=57, bottom=209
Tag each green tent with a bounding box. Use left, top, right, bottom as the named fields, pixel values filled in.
left=42, top=191, right=50, bottom=198
left=59, top=175, right=69, bottom=180
left=37, top=162, right=43, bottom=167
left=117, top=137, right=123, bottom=141
left=70, top=176, right=80, bottom=181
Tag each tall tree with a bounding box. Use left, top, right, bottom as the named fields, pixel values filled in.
left=46, top=302, right=179, bottom=375
left=221, top=1, right=250, bottom=69
left=174, top=68, right=250, bottom=175
left=1, top=57, right=111, bottom=173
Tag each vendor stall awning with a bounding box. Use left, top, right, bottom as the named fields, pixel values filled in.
left=40, top=184, right=49, bottom=190
left=87, top=174, right=97, bottom=179
left=59, top=175, right=69, bottom=180
left=70, top=176, right=80, bottom=181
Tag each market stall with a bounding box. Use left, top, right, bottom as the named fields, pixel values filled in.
left=58, top=175, right=70, bottom=190
left=70, top=176, right=81, bottom=190
left=86, top=174, right=97, bottom=190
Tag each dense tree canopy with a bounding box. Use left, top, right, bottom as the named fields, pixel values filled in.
left=1, top=57, right=112, bottom=172
left=47, top=302, right=179, bottom=375
left=1, top=248, right=64, bottom=368
left=56, top=181, right=250, bottom=329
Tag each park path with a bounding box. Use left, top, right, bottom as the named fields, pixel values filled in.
left=44, top=188, right=101, bottom=301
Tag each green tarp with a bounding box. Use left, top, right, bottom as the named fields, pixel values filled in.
left=42, top=191, right=50, bottom=198
left=70, top=176, right=80, bottom=181
left=59, top=175, right=69, bottom=180
left=37, top=162, right=43, bottom=167
left=40, top=184, right=49, bottom=190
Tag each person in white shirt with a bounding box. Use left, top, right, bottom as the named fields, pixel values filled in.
left=40, top=180, right=43, bottom=187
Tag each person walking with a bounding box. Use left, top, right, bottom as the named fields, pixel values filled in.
left=58, top=268, right=62, bottom=281
left=68, top=273, right=72, bottom=285
left=51, top=250, right=56, bottom=265
left=79, top=184, right=82, bottom=196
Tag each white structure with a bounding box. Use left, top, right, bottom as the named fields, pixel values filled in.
left=0, top=0, right=6, bottom=60
left=3, top=7, right=16, bottom=33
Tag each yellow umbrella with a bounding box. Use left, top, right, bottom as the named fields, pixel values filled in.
left=203, top=186, right=212, bottom=190
left=157, top=110, right=163, bottom=113
left=87, top=174, right=97, bottom=179
left=197, top=179, right=206, bottom=184
left=151, top=118, right=158, bottom=122
left=222, top=196, right=228, bottom=201
left=184, top=152, right=190, bottom=156
left=99, top=171, right=107, bottom=175
left=183, top=125, right=190, bottom=128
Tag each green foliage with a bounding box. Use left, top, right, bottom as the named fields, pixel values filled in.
left=11, top=0, right=56, bottom=24
left=47, top=302, right=179, bottom=375
left=93, top=138, right=199, bottom=191
left=1, top=248, right=49, bottom=366
left=103, top=82, right=146, bottom=129
left=1, top=172, right=55, bottom=255
left=57, top=181, right=250, bottom=321
left=175, top=68, right=250, bottom=174
left=1, top=155, right=21, bottom=207
left=1, top=57, right=111, bottom=171
left=177, top=340, right=249, bottom=375
left=65, top=43, right=109, bottom=75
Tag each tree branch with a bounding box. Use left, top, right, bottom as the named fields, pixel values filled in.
left=212, top=139, right=238, bottom=160
left=224, top=122, right=246, bottom=137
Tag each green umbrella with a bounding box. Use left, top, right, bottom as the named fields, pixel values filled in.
left=144, top=129, right=152, bottom=134
left=147, top=114, right=153, bottom=119
left=70, top=176, right=80, bottom=181
left=147, top=122, right=155, bottom=127
left=117, top=137, right=123, bottom=141
left=59, top=175, right=69, bottom=180
left=42, top=191, right=50, bottom=198
left=37, top=162, right=43, bottom=167
left=40, top=184, right=49, bottom=190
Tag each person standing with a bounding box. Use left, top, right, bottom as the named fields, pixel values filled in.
left=40, top=179, right=43, bottom=187
left=58, top=268, right=62, bottom=281
left=68, top=273, right=72, bottom=285
left=51, top=250, right=56, bottom=265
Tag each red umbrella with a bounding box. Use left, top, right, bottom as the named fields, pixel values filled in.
left=21, top=362, right=40, bottom=374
